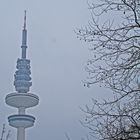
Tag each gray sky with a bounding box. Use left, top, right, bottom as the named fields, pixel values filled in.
left=0, top=0, right=110, bottom=140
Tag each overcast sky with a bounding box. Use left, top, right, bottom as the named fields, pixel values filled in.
left=0, top=0, right=111, bottom=140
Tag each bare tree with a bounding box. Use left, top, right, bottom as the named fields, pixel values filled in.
left=77, top=0, right=140, bottom=101
left=0, top=124, right=10, bottom=140
left=82, top=94, right=140, bottom=139
left=77, top=0, right=140, bottom=139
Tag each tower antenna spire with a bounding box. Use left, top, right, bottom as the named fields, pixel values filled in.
left=22, top=10, right=27, bottom=58
left=24, top=10, right=26, bottom=29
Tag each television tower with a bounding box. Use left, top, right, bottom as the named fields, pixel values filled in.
left=5, top=11, right=39, bottom=140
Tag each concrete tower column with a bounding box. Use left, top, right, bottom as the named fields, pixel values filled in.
left=18, top=107, right=25, bottom=115
left=17, top=127, right=25, bottom=140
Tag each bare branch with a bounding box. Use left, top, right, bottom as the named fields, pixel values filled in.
left=77, top=0, right=140, bottom=139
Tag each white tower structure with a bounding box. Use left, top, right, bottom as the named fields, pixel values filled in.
left=5, top=11, right=39, bottom=140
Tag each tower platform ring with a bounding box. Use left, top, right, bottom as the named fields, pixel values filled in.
left=8, top=114, right=35, bottom=128
left=5, top=92, right=39, bottom=108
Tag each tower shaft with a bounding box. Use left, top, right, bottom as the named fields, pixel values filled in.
left=21, top=29, right=27, bottom=59
left=17, top=127, right=25, bottom=140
